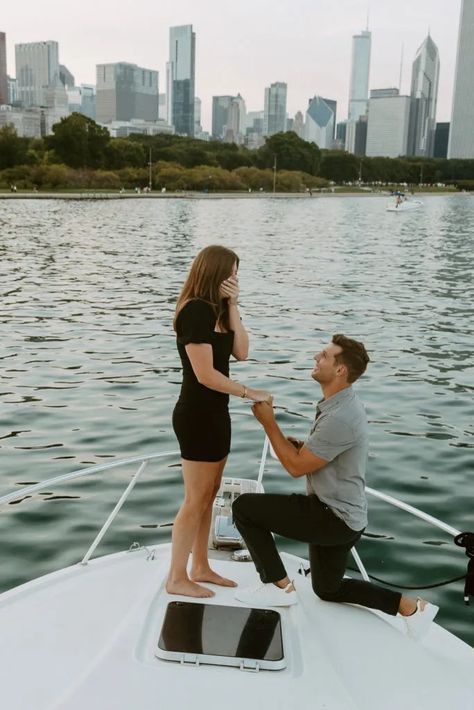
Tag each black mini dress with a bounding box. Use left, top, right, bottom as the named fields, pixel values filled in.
left=172, top=299, right=234, bottom=462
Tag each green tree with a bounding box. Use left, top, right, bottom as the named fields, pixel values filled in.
left=215, top=149, right=253, bottom=170
left=233, top=166, right=273, bottom=191
left=105, top=139, right=146, bottom=169
left=256, top=132, right=321, bottom=175
left=117, top=166, right=149, bottom=188
left=47, top=113, right=110, bottom=168
left=156, top=143, right=218, bottom=168
left=0, top=125, right=29, bottom=169
left=320, top=151, right=359, bottom=183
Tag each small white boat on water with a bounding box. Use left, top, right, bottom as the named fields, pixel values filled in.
left=387, top=196, right=424, bottom=212
left=1, top=428, right=473, bottom=710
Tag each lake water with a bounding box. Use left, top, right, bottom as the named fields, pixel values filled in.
left=1, top=194, right=473, bottom=645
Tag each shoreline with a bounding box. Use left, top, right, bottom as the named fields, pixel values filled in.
left=0, top=190, right=460, bottom=201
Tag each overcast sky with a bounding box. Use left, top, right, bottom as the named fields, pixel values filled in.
left=2, top=0, right=461, bottom=131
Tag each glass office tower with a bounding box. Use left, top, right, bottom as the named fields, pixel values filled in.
left=348, top=30, right=371, bottom=121
left=96, top=63, right=159, bottom=123
left=167, top=25, right=195, bottom=136
left=407, top=35, right=440, bottom=157
left=15, top=41, right=60, bottom=107
left=449, top=0, right=474, bottom=158
left=263, top=82, right=287, bottom=136
left=0, top=32, right=7, bottom=105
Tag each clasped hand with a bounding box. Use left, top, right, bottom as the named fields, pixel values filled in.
left=251, top=399, right=275, bottom=426
left=219, top=275, right=239, bottom=304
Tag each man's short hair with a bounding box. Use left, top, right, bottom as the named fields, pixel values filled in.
left=332, top=334, right=370, bottom=384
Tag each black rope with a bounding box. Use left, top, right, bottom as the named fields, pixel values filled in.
left=352, top=532, right=474, bottom=597
left=297, top=531, right=474, bottom=599
left=299, top=564, right=465, bottom=589
left=454, top=532, right=474, bottom=604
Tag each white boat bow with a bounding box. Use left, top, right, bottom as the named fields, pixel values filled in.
left=1, top=433, right=473, bottom=710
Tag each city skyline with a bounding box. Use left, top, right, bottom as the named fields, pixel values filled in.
left=1, top=0, right=461, bottom=131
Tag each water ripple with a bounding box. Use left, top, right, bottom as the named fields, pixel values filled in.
left=0, top=195, right=473, bottom=645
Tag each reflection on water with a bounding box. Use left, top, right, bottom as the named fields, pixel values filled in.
left=1, top=195, right=473, bottom=645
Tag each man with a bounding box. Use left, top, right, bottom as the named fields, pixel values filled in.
left=232, top=334, right=438, bottom=640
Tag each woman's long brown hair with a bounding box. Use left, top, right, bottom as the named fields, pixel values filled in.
left=174, top=245, right=239, bottom=332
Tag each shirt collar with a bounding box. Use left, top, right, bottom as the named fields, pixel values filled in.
left=316, top=386, right=354, bottom=415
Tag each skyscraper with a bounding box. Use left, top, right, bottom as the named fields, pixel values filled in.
left=7, top=76, right=17, bottom=104
left=348, top=29, right=371, bottom=121
left=407, top=35, right=440, bottom=157
left=434, top=122, right=450, bottom=158
left=212, top=96, right=234, bottom=139
left=194, top=97, right=202, bottom=135
left=42, top=80, right=69, bottom=135
left=158, top=93, right=166, bottom=121
left=96, top=63, right=159, bottom=124
left=449, top=0, right=474, bottom=158
left=293, top=111, right=304, bottom=138
left=323, top=98, right=337, bottom=139
left=233, top=93, right=246, bottom=141
left=336, top=121, right=347, bottom=146
left=366, top=89, right=411, bottom=158
left=304, top=96, right=336, bottom=149
left=345, top=115, right=368, bottom=155
left=59, top=65, right=75, bottom=89
left=212, top=95, right=245, bottom=143
left=245, top=110, right=265, bottom=149
left=168, top=24, right=195, bottom=136
left=0, top=32, right=7, bottom=105
left=15, top=41, right=60, bottom=107
left=67, top=84, right=96, bottom=120
left=263, top=82, right=287, bottom=136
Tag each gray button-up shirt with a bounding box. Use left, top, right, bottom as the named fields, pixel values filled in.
left=305, top=386, right=368, bottom=531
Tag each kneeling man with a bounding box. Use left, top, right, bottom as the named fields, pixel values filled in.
left=233, top=334, right=438, bottom=640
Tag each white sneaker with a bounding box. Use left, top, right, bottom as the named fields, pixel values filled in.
left=235, top=580, right=298, bottom=607
left=404, top=599, right=439, bottom=640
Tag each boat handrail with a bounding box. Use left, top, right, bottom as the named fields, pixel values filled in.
left=0, top=408, right=269, bottom=509
left=365, top=487, right=460, bottom=538
left=0, top=450, right=180, bottom=507
left=1, top=412, right=462, bottom=578
left=81, top=460, right=148, bottom=565
left=1, top=442, right=461, bottom=540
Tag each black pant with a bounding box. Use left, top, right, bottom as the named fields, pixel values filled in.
left=232, top=493, right=401, bottom=616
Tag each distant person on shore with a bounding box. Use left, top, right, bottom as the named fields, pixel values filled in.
left=233, top=334, right=439, bottom=640
left=167, top=245, right=272, bottom=598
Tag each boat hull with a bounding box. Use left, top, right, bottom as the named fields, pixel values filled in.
left=0, top=544, right=473, bottom=710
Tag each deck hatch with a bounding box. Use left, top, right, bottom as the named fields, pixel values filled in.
left=156, top=601, right=286, bottom=671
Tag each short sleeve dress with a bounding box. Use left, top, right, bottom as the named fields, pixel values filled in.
left=172, top=299, right=234, bottom=462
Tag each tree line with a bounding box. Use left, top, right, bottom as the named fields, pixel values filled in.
left=1, top=113, right=474, bottom=190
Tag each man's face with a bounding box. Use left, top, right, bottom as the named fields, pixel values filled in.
left=312, top=342, right=344, bottom=384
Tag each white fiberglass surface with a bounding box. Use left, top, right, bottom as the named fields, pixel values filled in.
left=0, top=548, right=473, bottom=710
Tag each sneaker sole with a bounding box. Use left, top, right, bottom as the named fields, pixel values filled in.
left=235, top=592, right=298, bottom=608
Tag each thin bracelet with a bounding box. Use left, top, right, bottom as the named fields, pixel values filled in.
left=241, top=385, right=247, bottom=398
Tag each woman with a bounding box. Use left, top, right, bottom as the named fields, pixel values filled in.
left=167, top=245, right=271, bottom=598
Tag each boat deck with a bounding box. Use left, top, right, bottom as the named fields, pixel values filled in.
left=0, top=544, right=473, bottom=710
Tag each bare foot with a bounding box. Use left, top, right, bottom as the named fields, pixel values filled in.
left=190, top=568, right=237, bottom=588
left=166, top=578, right=215, bottom=598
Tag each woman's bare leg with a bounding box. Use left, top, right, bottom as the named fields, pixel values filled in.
left=166, top=459, right=224, bottom=598
left=190, top=456, right=237, bottom=587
